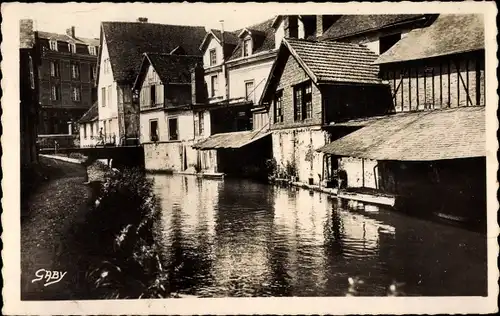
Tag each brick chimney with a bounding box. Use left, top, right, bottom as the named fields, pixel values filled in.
left=137, top=17, right=148, bottom=23
left=66, top=26, right=75, bottom=38
left=191, top=63, right=206, bottom=104
left=20, top=19, right=35, bottom=49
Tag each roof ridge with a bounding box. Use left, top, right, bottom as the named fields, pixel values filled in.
left=101, top=20, right=205, bottom=29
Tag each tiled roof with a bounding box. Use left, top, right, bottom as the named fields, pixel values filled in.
left=320, top=14, right=428, bottom=41
left=375, top=14, right=485, bottom=64
left=317, top=107, right=485, bottom=161
left=228, top=17, right=276, bottom=60
left=37, top=31, right=99, bottom=46
left=193, top=126, right=271, bottom=150
left=78, top=102, right=98, bottom=123
left=211, top=29, right=239, bottom=46
left=285, top=38, right=381, bottom=84
left=145, top=53, right=202, bottom=84
left=101, top=21, right=206, bottom=83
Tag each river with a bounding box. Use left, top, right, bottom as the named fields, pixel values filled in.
left=149, top=174, right=487, bottom=297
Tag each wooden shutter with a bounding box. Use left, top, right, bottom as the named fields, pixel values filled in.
left=157, top=84, right=164, bottom=105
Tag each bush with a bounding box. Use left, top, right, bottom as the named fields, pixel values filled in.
left=78, top=168, right=170, bottom=299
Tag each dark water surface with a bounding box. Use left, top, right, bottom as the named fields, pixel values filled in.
left=149, top=174, right=487, bottom=297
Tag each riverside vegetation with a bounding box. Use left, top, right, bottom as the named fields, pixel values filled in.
left=75, top=165, right=172, bottom=299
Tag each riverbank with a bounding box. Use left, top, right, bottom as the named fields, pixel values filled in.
left=21, top=157, right=94, bottom=300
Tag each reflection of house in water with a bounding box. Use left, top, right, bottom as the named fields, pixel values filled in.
left=272, top=188, right=331, bottom=295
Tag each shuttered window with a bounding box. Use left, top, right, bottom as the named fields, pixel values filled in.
left=294, top=81, right=312, bottom=121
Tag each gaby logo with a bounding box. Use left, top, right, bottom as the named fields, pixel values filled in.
left=32, top=269, right=67, bottom=287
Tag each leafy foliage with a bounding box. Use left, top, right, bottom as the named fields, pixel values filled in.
left=78, top=168, right=171, bottom=299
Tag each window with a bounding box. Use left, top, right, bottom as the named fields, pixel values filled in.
left=28, top=56, right=35, bottom=89
left=107, top=85, right=112, bottom=106
left=150, top=85, right=156, bottom=106
left=294, top=81, right=312, bottom=121
left=71, top=63, right=80, bottom=79
left=209, top=49, right=217, bottom=66
left=101, top=87, right=106, bottom=106
left=68, top=43, right=76, bottom=53
left=83, top=124, right=87, bottom=139
left=194, top=111, right=204, bottom=136
left=103, top=58, right=110, bottom=74
left=49, top=40, right=58, bottom=51
left=168, top=118, right=179, bottom=141
left=72, top=86, right=81, bottom=101
left=90, top=65, right=95, bottom=80
left=198, top=112, right=205, bottom=136
left=245, top=81, right=255, bottom=102
left=50, top=61, right=60, bottom=77
left=88, top=46, right=97, bottom=55
left=210, top=75, right=218, bottom=97
left=51, top=85, right=60, bottom=101
left=149, top=119, right=159, bottom=142
left=274, top=90, right=283, bottom=123
left=243, top=38, right=251, bottom=57
left=379, top=33, right=402, bottom=55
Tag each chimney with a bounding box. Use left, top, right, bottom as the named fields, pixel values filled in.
left=284, top=16, right=298, bottom=38
left=66, top=26, right=75, bottom=38
left=316, top=15, right=324, bottom=38
left=137, top=17, right=148, bottom=23
left=20, top=19, right=35, bottom=49
left=191, top=63, right=206, bottom=104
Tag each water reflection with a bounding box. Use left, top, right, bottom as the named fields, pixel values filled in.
left=149, top=174, right=487, bottom=297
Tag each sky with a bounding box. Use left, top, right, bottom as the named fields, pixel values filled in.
left=17, top=3, right=287, bottom=39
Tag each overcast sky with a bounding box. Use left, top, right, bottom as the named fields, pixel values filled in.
left=16, top=3, right=288, bottom=39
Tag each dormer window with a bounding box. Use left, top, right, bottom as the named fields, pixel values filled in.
left=209, top=49, right=217, bottom=66
left=49, top=39, right=58, bottom=51
left=243, top=38, right=252, bottom=57
left=88, top=46, right=97, bottom=55
left=68, top=43, right=76, bottom=53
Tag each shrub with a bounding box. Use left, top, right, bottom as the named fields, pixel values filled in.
left=78, top=168, right=170, bottom=299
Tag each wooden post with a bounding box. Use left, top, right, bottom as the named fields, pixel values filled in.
left=439, top=62, right=443, bottom=107
left=475, top=58, right=481, bottom=106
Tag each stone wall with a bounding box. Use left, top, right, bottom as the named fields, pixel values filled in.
left=271, top=127, right=328, bottom=184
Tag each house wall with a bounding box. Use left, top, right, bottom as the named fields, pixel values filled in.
left=140, top=109, right=165, bottom=143
left=253, top=111, right=270, bottom=130
left=338, top=157, right=378, bottom=189
left=139, top=64, right=164, bottom=109
left=227, top=58, right=274, bottom=105
left=380, top=51, right=485, bottom=112
left=269, top=52, right=323, bottom=130
left=339, top=29, right=411, bottom=55
left=203, top=36, right=223, bottom=67
left=79, top=121, right=99, bottom=147
left=272, top=127, right=329, bottom=184
left=37, top=38, right=97, bottom=135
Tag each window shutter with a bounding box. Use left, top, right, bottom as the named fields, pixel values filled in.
left=157, top=84, right=164, bottom=105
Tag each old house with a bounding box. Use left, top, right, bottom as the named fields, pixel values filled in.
left=193, top=18, right=282, bottom=178
left=78, top=102, right=99, bottom=147
left=133, top=53, right=209, bottom=173
left=259, top=38, right=389, bottom=185
left=36, top=26, right=99, bottom=135
left=20, top=19, right=40, bottom=166
left=317, top=14, right=486, bottom=225
left=96, top=18, right=206, bottom=145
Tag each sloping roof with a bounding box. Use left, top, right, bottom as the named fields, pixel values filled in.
left=101, top=21, right=206, bottom=83
left=285, top=38, right=381, bottom=84
left=37, top=31, right=99, bottom=46
left=317, top=107, right=485, bottom=161
left=78, top=102, right=98, bottom=123
left=228, top=17, right=276, bottom=60
left=193, top=127, right=271, bottom=150
left=374, top=14, right=485, bottom=65
left=320, top=14, right=427, bottom=41
left=199, top=29, right=239, bottom=52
